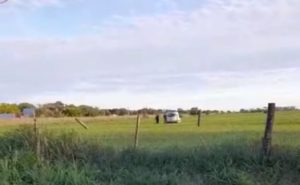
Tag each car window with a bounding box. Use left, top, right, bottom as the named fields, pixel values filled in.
left=167, top=113, right=176, bottom=117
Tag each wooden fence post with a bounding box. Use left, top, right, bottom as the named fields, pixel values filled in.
left=262, top=103, right=276, bottom=157
left=33, top=112, right=40, bottom=158
left=134, top=113, right=141, bottom=149
left=75, top=118, right=89, bottom=129
left=197, top=110, right=202, bottom=127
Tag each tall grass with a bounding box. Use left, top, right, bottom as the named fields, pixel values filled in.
left=0, top=126, right=299, bottom=185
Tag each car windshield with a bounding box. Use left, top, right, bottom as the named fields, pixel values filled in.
left=167, top=113, right=176, bottom=117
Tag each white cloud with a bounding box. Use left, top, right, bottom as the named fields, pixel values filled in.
left=0, top=0, right=300, bottom=109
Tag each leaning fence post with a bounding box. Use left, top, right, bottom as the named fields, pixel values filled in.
left=262, top=103, right=276, bottom=157
left=197, top=110, right=202, bottom=127
left=134, top=112, right=141, bottom=149
left=75, top=118, right=89, bottom=129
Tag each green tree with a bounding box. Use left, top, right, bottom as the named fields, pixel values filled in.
left=63, top=105, right=81, bottom=117
left=38, top=101, right=65, bottom=117
left=18, top=102, right=36, bottom=111
left=79, top=105, right=99, bottom=117
left=190, top=107, right=199, bottom=115
left=0, top=103, right=20, bottom=114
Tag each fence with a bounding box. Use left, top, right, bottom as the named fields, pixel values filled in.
left=28, top=103, right=275, bottom=157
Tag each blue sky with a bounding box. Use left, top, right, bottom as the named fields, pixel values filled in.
left=1, top=0, right=205, bottom=38
left=0, top=0, right=300, bottom=110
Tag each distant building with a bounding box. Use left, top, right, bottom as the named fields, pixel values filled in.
left=0, top=113, right=16, bottom=119
left=22, top=108, right=35, bottom=117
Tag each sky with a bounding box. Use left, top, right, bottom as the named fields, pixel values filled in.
left=0, top=0, right=299, bottom=110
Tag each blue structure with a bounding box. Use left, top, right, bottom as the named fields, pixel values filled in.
left=0, top=113, right=16, bottom=119
left=22, top=108, right=35, bottom=117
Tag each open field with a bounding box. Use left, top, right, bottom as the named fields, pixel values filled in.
left=0, top=112, right=299, bottom=184
left=1, top=112, right=300, bottom=149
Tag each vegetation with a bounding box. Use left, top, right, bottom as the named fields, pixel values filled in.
left=0, top=103, right=20, bottom=114
left=0, top=112, right=299, bottom=184
left=0, top=101, right=298, bottom=118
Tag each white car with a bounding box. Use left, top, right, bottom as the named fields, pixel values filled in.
left=163, top=110, right=181, bottom=123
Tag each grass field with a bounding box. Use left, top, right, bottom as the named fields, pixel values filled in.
left=0, top=112, right=299, bottom=184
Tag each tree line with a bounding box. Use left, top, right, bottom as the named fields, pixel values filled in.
left=239, top=106, right=298, bottom=113
left=0, top=102, right=298, bottom=117
left=0, top=102, right=161, bottom=117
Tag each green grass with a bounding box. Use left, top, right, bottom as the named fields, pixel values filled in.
left=8, top=111, right=298, bottom=149
left=0, top=112, right=299, bottom=184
